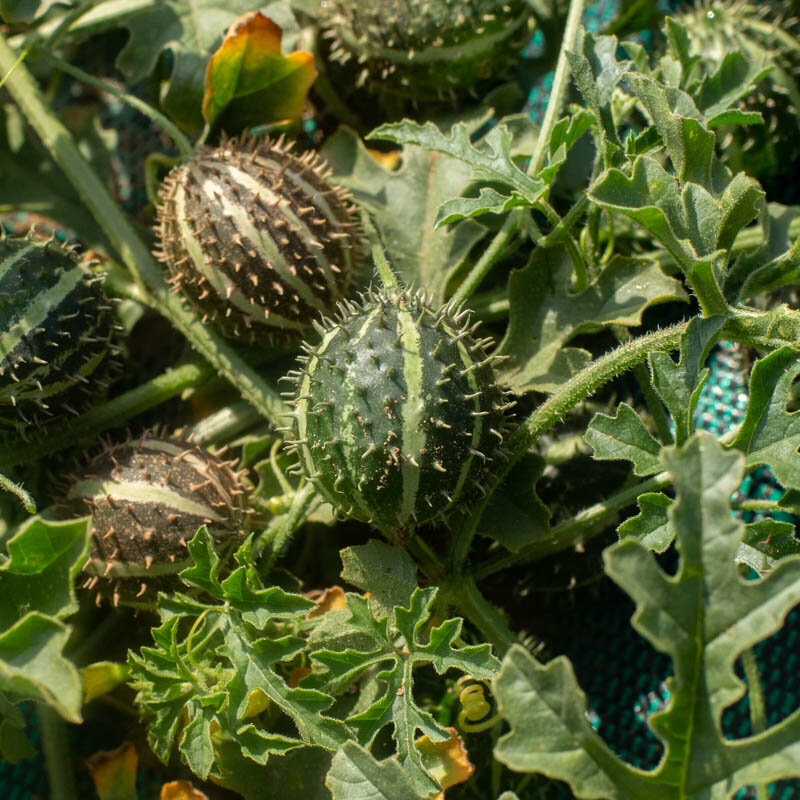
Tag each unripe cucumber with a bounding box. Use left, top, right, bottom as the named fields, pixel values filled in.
left=320, top=0, right=533, bottom=105
left=155, top=135, right=361, bottom=344
left=283, top=288, right=514, bottom=531
left=64, top=432, right=248, bottom=606
left=0, top=236, right=117, bottom=432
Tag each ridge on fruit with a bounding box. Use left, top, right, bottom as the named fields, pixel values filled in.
left=155, top=134, right=362, bottom=344
left=0, top=235, right=118, bottom=433
left=319, top=0, right=533, bottom=107
left=62, top=431, right=249, bottom=606
left=282, top=285, right=514, bottom=532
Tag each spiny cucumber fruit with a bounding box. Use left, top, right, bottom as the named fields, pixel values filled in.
left=282, top=287, right=514, bottom=531
left=64, top=432, right=248, bottom=606
left=155, top=135, right=361, bottom=344
left=0, top=236, right=118, bottom=432
left=319, top=0, right=533, bottom=105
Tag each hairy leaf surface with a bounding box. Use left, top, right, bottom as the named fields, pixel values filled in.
left=313, top=588, right=498, bottom=787
left=497, top=245, right=687, bottom=394
left=494, top=434, right=800, bottom=797
left=322, top=126, right=485, bottom=303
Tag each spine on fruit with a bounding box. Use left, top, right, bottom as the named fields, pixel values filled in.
left=0, top=235, right=118, bottom=432
left=284, top=287, right=514, bottom=531
left=156, top=135, right=362, bottom=344
left=64, top=432, right=248, bottom=606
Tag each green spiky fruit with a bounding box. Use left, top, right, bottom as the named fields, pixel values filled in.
left=283, top=287, right=514, bottom=531
left=319, top=0, right=533, bottom=106
left=675, top=0, right=800, bottom=179
left=64, top=433, right=248, bottom=606
left=155, top=135, right=361, bottom=344
left=0, top=236, right=117, bottom=432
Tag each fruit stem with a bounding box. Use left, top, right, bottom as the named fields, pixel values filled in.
left=33, top=47, right=195, bottom=160
left=0, top=472, right=36, bottom=513
left=38, top=703, right=79, bottom=800
left=258, top=481, right=319, bottom=567
left=363, top=211, right=401, bottom=291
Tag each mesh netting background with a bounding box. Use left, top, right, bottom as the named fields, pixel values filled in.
left=1, top=0, right=799, bottom=797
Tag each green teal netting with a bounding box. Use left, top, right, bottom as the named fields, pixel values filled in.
left=2, top=0, right=799, bottom=797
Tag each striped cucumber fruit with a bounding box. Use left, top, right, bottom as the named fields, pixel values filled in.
left=155, top=134, right=362, bottom=344
left=64, top=432, right=248, bottom=606
left=319, top=0, right=533, bottom=105
left=0, top=236, right=117, bottom=432
left=283, top=287, right=514, bottom=531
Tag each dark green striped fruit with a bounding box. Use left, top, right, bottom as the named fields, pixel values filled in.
left=320, top=0, right=533, bottom=106
left=64, top=433, right=248, bottom=606
left=283, top=288, right=514, bottom=531
left=155, top=135, right=361, bottom=344
left=0, top=236, right=117, bottom=432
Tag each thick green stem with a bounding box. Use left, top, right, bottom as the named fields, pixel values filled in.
left=35, top=47, right=194, bottom=159
left=38, top=704, right=78, bottom=800
left=363, top=212, right=400, bottom=291
left=527, top=0, right=586, bottom=178
left=742, top=648, right=769, bottom=800
left=473, top=470, right=673, bottom=580
left=0, top=361, right=214, bottom=469
left=450, top=322, right=689, bottom=572
left=258, top=481, right=319, bottom=566
left=447, top=575, right=517, bottom=657
left=0, top=32, right=288, bottom=427
left=450, top=0, right=586, bottom=307
left=451, top=213, right=523, bottom=305
left=538, top=199, right=587, bottom=290
left=612, top=325, right=673, bottom=445
left=190, top=400, right=262, bottom=446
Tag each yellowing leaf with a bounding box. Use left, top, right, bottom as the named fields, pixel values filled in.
left=415, top=727, right=474, bottom=797
left=81, top=661, right=129, bottom=704
left=86, top=742, right=138, bottom=800
left=161, top=780, right=210, bottom=800
left=202, top=11, right=316, bottom=131
left=307, top=585, right=347, bottom=618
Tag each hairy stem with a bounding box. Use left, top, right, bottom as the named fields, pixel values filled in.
left=450, top=322, right=688, bottom=572
left=0, top=472, right=36, bottom=513
left=38, top=704, right=78, bottom=800
left=0, top=32, right=287, bottom=427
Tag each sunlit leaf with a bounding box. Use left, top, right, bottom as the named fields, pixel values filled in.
left=494, top=434, right=800, bottom=796
left=313, top=588, right=498, bottom=787
left=584, top=403, right=662, bottom=477
left=116, top=0, right=299, bottom=130
left=322, top=126, right=485, bottom=303
left=202, top=11, right=315, bottom=132
left=497, top=244, right=687, bottom=394
left=326, top=741, right=438, bottom=800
